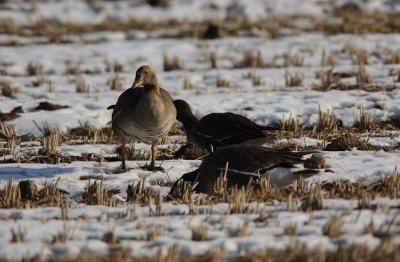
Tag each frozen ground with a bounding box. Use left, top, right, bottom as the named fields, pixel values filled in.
left=0, top=0, right=400, bottom=261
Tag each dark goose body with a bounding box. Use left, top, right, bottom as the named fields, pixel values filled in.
left=173, top=99, right=278, bottom=151
left=169, top=144, right=319, bottom=195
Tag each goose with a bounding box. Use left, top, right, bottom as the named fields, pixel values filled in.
left=173, top=99, right=279, bottom=152
left=108, top=65, right=176, bottom=171
left=169, top=144, right=320, bottom=195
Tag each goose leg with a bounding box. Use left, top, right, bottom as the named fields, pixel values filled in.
left=150, top=143, right=157, bottom=170
left=121, top=138, right=127, bottom=172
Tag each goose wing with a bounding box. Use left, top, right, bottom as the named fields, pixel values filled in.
left=111, top=87, right=144, bottom=121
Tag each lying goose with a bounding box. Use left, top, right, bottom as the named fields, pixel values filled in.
left=173, top=99, right=279, bottom=152
left=169, top=144, right=320, bottom=195
left=108, top=65, right=176, bottom=171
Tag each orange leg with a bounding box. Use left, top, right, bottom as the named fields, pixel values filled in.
left=150, top=143, right=157, bottom=169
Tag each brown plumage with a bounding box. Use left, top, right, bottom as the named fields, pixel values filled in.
left=173, top=99, right=279, bottom=152
left=109, top=65, right=176, bottom=171
left=169, top=144, right=320, bottom=195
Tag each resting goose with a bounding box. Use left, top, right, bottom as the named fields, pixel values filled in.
left=169, top=144, right=320, bottom=195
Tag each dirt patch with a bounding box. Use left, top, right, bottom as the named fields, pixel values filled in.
left=324, top=134, right=376, bottom=151
left=0, top=106, right=23, bottom=122
left=35, top=101, right=69, bottom=111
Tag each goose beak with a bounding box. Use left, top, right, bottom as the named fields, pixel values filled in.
left=131, top=80, right=143, bottom=88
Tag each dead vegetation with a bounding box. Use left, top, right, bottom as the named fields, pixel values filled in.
left=35, top=101, right=69, bottom=111
left=244, top=69, right=263, bottom=86
left=0, top=79, right=20, bottom=98
left=354, top=107, right=374, bottom=130
left=108, top=74, right=124, bottom=91
left=235, top=50, right=266, bottom=68
left=216, top=75, right=231, bottom=88
left=0, top=106, right=23, bottom=122
left=163, top=52, right=185, bottom=71
left=81, top=180, right=118, bottom=206
left=0, top=179, right=66, bottom=208
left=75, top=75, right=90, bottom=93
left=285, top=70, right=303, bottom=87
left=324, top=134, right=376, bottom=151
left=1, top=11, right=400, bottom=46
left=182, top=77, right=194, bottom=90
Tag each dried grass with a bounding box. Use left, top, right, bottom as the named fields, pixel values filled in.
left=182, top=77, right=194, bottom=90
left=108, top=74, right=124, bottom=91
left=0, top=79, right=19, bottom=98
left=235, top=50, right=266, bottom=68
left=75, top=75, right=90, bottom=93
left=163, top=52, right=185, bottom=71
left=354, top=107, right=373, bottom=130
left=26, top=62, right=43, bottom=76
left=285, top=70, right=303, bottom=87
left=81, top=180, right=118, bottom=206
left=191, top=225, right=208, bottom=241
left=216, top=76, right=231, bottom=88
left=323, top=215, right=343, bottom=237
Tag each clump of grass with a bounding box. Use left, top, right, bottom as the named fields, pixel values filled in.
left=163, top=52, right=185, bottom=71
left=126, top=177, right=153, bottom=204
left=386, top=51, right=400, bottom=64
left=279, top=115, right=302, bottom=133
left=356, top=51, right=373, bottom=84
left=312, top=69, right=339, bottom=91
left=146, top=226, right=165, bottom=241
left=108, top=74, right=123, bottom=91
left=209, top=51, right=218, bottom=68
left=65, top=60, right=80, bottom=75
left=26, top=62, right=43, bottom=76
left=104, top=59, right=124, bottom=73
left=245, top=69, right=263, bottom=86
left=285, top=70, right=303, bottom=87
left=102, top=230, right=117, bottom=244
left=216, top=75, right=231, bottom=88
left=301, top=185, right=324, bottom=211
left=284, top=51, right=304, bottom=67
left=0, top=79, right=20, bottom=98
left=34, top=122, right=61, bottom=155
left=10, top=227, right=27, bottom=243
left=284, top=224, right=298, bottom=236
left=52, top=223, right=71, bottom=243
left=75, top=75, right=90, bottom=93
left=316, top=108, right=340, bottom=132
left=0, top=179, right=65, bottom=208
left=182, top=77, right=194, bottom=90
left=235, top=50, right=265, bottom=68
left=81, top=180, right=118, bottom=206
left=321, top=50, right=336, bottom=66
left=191, top=225, right=208, bottom=241
left=354, top=107, right=373, bottom=130
left=0, top=121, right=18, bottom=154
left=231, top=221, right=250, bottom=237
left=323, top=215, right=343, bottom=237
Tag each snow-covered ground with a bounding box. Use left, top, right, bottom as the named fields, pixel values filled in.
left=0, top=0, right=400, bottom=260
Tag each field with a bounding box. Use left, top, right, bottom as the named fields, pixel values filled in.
left=0, top=0, right=400, bottom=261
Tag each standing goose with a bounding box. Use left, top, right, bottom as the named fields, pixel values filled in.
left=169, top=144, right=321, bottom=195
left=109, top=65, right=176, bottom=171
left=173, top=99, right=279, bottom=152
